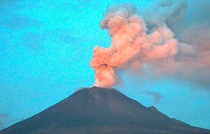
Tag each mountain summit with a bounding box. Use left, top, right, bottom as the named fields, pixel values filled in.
left=1, top=86, right=209, bottom=134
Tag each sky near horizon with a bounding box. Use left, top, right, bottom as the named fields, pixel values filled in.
left=0, top=0, right=210, bottom=130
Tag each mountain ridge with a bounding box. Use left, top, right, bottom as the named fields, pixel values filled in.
left=1, top=86, right=210, bottom=134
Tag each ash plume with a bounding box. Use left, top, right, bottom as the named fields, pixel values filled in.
left=90, top=1, right=210, bottom=90
left=90, top=3, right=178, bottom=88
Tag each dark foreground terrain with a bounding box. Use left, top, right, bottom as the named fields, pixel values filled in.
left=1, top=86, right=210, bottom=134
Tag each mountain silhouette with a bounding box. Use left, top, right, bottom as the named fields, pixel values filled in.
left=1, top=86, right=210, bottom=134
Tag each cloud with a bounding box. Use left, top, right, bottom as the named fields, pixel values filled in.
left=149, top=0, right=210, bottom=90
left=141, top=91, right=164, bottom=104
left=0, top=11, right=41, bottom=30
left=144, top=0, right=189, bottom=27
left=90, top=2, right=182, bottom=88
left=90, top=0, right=210, bottom=91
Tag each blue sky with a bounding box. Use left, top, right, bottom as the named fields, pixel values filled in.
left=0, top=0, right=210, bottom=130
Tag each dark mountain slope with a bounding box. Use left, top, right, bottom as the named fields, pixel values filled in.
left=1, top=86, right=210, bottom=134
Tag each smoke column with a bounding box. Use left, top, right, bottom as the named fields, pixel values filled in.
left=90, top=4, right=181, bottom=88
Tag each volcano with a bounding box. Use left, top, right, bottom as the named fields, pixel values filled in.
left=1, top=86, right=210, bottom=134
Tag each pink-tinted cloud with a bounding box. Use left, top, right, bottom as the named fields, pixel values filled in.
left=90, top=1, right=210, bottom=90
left=148, top=0, right=210, bottom=90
